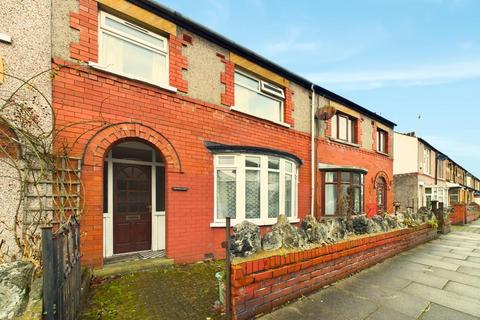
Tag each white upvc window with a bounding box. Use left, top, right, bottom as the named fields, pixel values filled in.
left=233, top=70, right=285, bottom=123
left=331, top=113, right=356, bottom=143
left=98, top=11, right=169, bottom=86
left=423, top=147, right=431, bottom=175
left=425, top=186, right=449, bottom=207
left=213, top=154, right=298, bottom=225
left=377, top=129, right=388, bottom=153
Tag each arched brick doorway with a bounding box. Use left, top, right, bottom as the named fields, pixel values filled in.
left=81, top=122, right=182, bottom=265
left=376, top=176, right=387, bottom=213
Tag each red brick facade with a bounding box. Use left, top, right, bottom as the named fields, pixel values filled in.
left=316, top=138, right=394, bottom=217
left=52, top=57, right=312, bottom=265
left=52, top=0, right=395, bottom=266
left=231, top=224, right=437, bottom=320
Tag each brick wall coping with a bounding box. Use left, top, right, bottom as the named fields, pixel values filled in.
left=232, top=224, right=430, bottom=284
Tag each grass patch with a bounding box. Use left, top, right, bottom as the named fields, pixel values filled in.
left=81, top=260, right=225, bottom=320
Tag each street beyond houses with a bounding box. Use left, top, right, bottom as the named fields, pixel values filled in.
left=261, top=221, right=480, bottom=320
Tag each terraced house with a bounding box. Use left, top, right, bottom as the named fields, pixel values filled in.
left=394, top=132, right=480, bottom=210
left=2, top=0, right=396, bottom=266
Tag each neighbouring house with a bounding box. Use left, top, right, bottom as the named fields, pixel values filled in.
left=475, top=191, right=480, bottom=205
left=393, top=132, right=480, bottom=211
left=0, top=0, right=53, bottom=257
left=1, top=0, right=396, bottom=267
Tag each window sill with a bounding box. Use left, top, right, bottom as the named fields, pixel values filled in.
left=230, top=106, right=291, bottom=128
left=88, top=62, right=178, bottom=93
left=328, top=137, right=361, bottom=148
left=376, top=150, right=390, bottom=157
left=210, top=217, right=300, bottom=228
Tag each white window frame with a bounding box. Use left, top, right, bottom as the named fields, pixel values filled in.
left=377, top=129, right=388, bottom=153
left=95, top=11, right=173, bottom=89
left=331, top=113, right=356, bottom=143
left=232, top=70, right=286, bottom=124
left=211, top=153, right=299, bottom=226
left=424, top=185, right=449, bottom=208
left=423, top=147, right=431, bottom=175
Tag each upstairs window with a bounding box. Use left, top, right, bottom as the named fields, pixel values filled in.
left=437, top=160, right=445, bottom=179
left=99, top=11, right=169, bottom=86
left=331, top=113, right=356, bottom=143
left=214, top=154, right=297, bottom=224
left=377, top=129, right=388, bottom=153
left=234, top=70, right=284, bottom=123
left=423, top=147, right=431, bottom=174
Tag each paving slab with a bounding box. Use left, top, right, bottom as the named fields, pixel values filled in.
left=351, top=268, right=412, bottom=290
left=436, top=240, right=480, bottom=249
left=423, top=243, right=452, bottom=252
left=456, top=250, right=480, bottom=258
left=426, top=243, right=474, bottom=252
left=457, top=265, right=480, bottom=276
left=424, top=250, right=468, bottom=260
left=467, top=256, right=480, bottom=263
left=366, top=306, right=414, bottom=320
left=401, top=252, right=444, bottom=261
left=386, top=268, right=448, bottom=289
left=402, top=255, right=459, bottom=271
left=260, top=295, right=351, bottom=320
left=402, top=282, right=480, bottom=317
left=444, top=281, right=480, bottom=300
left=429, top=266, right=480, bottom=288
left=336, top=278, right=429, bottom=318
left=308, top=287, right=378, bottom=320
left=384, top=260, right=432, bottom=272
left=443, top=257, right=480, bottom=269
left=420, top=303, right=479, bottom=320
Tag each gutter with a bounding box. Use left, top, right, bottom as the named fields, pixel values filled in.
left=126, top=0, right=397, bottom=128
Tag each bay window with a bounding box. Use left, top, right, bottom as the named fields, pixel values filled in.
left=324, top=171, right=364, bottom=216
left=98, top=11, right=169, bottom=87
left=214, top=154, right=298, bottom=225
left=234, top=70, right=285, bottom=123
left=331, top=113, right=356, bottom=143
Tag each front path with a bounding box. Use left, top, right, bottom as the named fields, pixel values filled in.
left=81, top=261, right=224, bottom=320
left=262, top=220, right=480, bottom=320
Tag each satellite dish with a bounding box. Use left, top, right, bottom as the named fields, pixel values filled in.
left=316, top=105, right=336, bottom=121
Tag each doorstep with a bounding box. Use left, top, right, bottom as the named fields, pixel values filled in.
left=94, top=250, right=174, bottom=278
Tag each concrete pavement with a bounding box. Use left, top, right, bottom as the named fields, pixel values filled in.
left=261, top=220, right=480, bottom=320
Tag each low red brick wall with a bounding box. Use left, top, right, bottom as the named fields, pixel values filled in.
left=467, top=211, right=480, bottom=223
left=230, top=224, right=437, bottom=320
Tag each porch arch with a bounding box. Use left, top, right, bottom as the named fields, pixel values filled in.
left=82, top=122, right=182, bottom=173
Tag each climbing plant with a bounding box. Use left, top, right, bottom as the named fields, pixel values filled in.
left=0, top=67, right=107, bottom=271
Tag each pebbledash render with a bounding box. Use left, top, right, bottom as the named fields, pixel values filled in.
left=50, top=0, right=396, bottom=266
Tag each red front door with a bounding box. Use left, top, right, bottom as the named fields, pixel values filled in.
left=113, top=164, right=152, bottom=254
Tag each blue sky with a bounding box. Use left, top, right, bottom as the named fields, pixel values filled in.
left=158, top=0, right=480, bottom=177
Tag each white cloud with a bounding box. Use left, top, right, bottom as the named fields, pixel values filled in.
left=306, top=60, right=480, bottom=91
left=262, top=27, right=323, bottom=55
